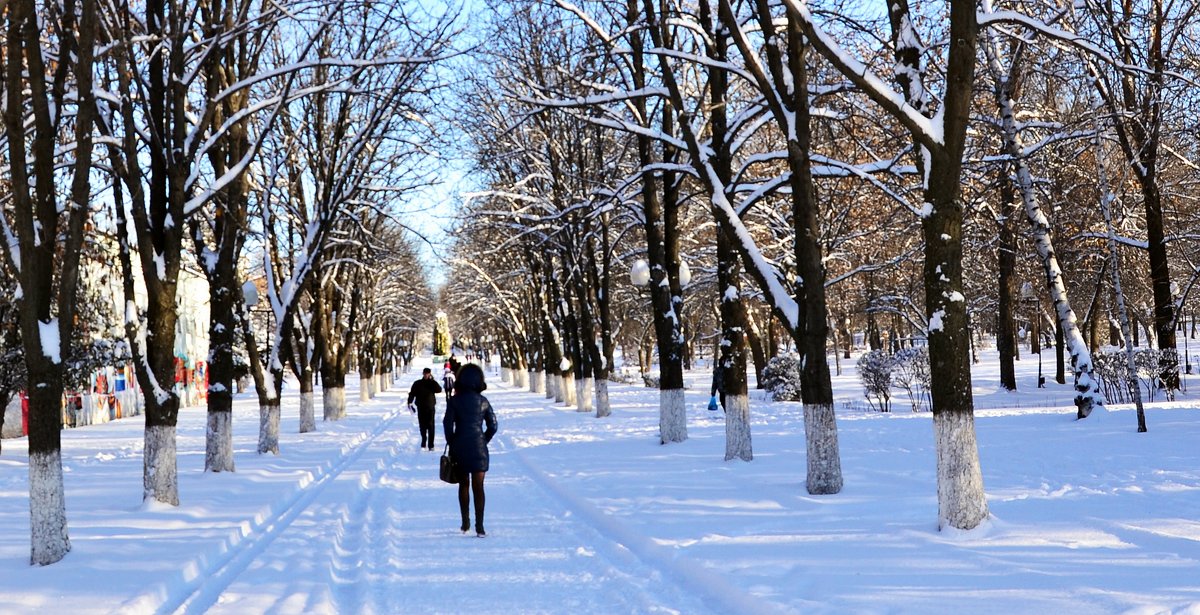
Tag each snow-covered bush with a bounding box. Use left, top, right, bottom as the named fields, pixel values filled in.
left=891, top=347, right=930, bottom=412
left=856, top=350, right=892, bottom=412
left=762, top=353, right=803, bottom=402
left=1092, top=349, right=1127, bottom=403
left=1093, top=347, right=1177, bottom=403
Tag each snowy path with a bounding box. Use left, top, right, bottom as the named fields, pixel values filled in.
left=143, top=384, right=734, bottom=615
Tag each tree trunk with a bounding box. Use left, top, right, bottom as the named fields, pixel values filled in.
left=595, top=378, right=611, bottom=419
left=744, top=309, right=767, bottom=389
left=359, top=365, right=372, bottom=402
left=631, top=0, right=685, bottom=444
left=259, top=400, right=281, bottom=455
left=27, top=376, right=70, bottom=565
left=1097, top=130, right=1148, bottom=432
left=298, top=366, right=316, bottom=433
left=205, top=408, right=234, bottom=473
left=658, top=389, right=687, bottom=443
left=324, top=380, right=347, bottom=421
left=987, top=60, right=1103, bottom=416
left=143, top=421, right=180, bottom=505
left=996, top=172, right=1018, bottom=391
left=203, top=269, right=238, bottom=473
left=925, top=8, right=989, bottom=531
left=699, top=8, right=752, bottom=460
left=1056, top=319, right=1066, bottom=384
left=724, top=394, right=752, bottom=461
left=779, top=27, right=841, bottom=492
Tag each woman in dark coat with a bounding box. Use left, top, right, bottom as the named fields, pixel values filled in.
left=443, top=363, right=498, bottom=536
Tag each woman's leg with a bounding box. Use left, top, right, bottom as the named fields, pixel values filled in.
left=458, top=475, right=470, bottom=532
left=471, top=471, right=486, bottom=535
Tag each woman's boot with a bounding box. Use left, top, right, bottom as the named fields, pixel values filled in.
left=458, top=486, right=470, bottom=533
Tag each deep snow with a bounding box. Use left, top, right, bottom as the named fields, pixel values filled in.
left=1, top=350, right=1198, bottom=614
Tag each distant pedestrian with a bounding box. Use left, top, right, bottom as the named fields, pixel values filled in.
left=443, top=363, right=498, bottom=537
left=407, top=368, right=443, bottom=450
left=442, top=364, right=456, bottom=400
left=710, top=360, right=726, bottom=412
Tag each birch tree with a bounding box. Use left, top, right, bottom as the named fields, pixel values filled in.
left=979, top=0, right=1105, bottom=418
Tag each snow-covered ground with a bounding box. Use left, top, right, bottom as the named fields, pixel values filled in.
left=1, top=350, right=1199, bottom=614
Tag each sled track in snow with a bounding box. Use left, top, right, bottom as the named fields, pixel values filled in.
left=327, top=435, right=410, bottom=615
left=111, top=407, right=408, bottom=615
left=491, top=384, right=794, bottom=615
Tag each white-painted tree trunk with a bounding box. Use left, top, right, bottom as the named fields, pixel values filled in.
left=544, top=372, right=555, bottom=399
left=563, top=373, right=577, bottom=406
left=259, top=402, right=280, bottom=454
left=143, top=425, right=179, bottom=505
left=501, top=367, right=510, bottom=383
left=659, top=388, right=688, bottom=444
left=553, top=374, right=565, bottom=403
left=594, top=378, right=611, bottom=418
left=204, top=412, right=235, bottom=472
left=29, top=449, right=70, bottom=565
left=724, top=394, right=752, bottom=461
left=933, top=410, right=989, bottom=530
left=531, top=371, right=543, bottom=394
left=804, top=403, right=842, bottom=493
left=517, top=369, right=528, bottom=389
left=299, top=392, right=316, bottom=433
left=324, top=387, right=346, bottom=421
left=359, top=379, right=371, bottom=402
left=578, top=377, right=594, bottom=413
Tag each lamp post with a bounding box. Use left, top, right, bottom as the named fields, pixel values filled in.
left=374, top=326, right=383, bottom=393
left=1021, top=281, right=1043, bottom=388
left=630, top=259, right=651, bottom=381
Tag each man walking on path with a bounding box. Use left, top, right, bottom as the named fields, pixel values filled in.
left=408, top=368, right=443, bottom=450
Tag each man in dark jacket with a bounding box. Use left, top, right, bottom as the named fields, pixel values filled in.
left=407, top=368, right=443, bottom=450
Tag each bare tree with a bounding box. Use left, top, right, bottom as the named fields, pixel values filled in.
left=784, top=0, right=989, bottom=529
left=0, top=0, right=99, bottom=563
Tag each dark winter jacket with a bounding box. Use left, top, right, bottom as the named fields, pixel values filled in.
left=407, top=376, right=442, bottom=412
left=443, top=364, right=498, bottom=473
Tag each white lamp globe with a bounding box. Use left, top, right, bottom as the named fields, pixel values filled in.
left=242, top=281, right=259, bottom=308
left=678, top=260, right=691, bottom=288
left=630, top=259, right=651, bottom=286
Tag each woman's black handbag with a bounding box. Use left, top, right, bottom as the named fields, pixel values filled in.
left=439, top=445, right=458, bottom=483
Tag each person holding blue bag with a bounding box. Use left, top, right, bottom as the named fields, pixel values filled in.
left=709, top=360, right=726, bottom=412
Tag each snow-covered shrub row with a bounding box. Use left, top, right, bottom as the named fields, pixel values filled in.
left=1092, top=347, right=1178, bottom=403
left=762, top=353, right=803, bottom=402
left=855, top=348, right=931, bottom=412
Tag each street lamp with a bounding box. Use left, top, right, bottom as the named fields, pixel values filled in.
left=1021, top=281, right=1043, bottom=388
left=1172, top=282, right=1190, bottom=377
